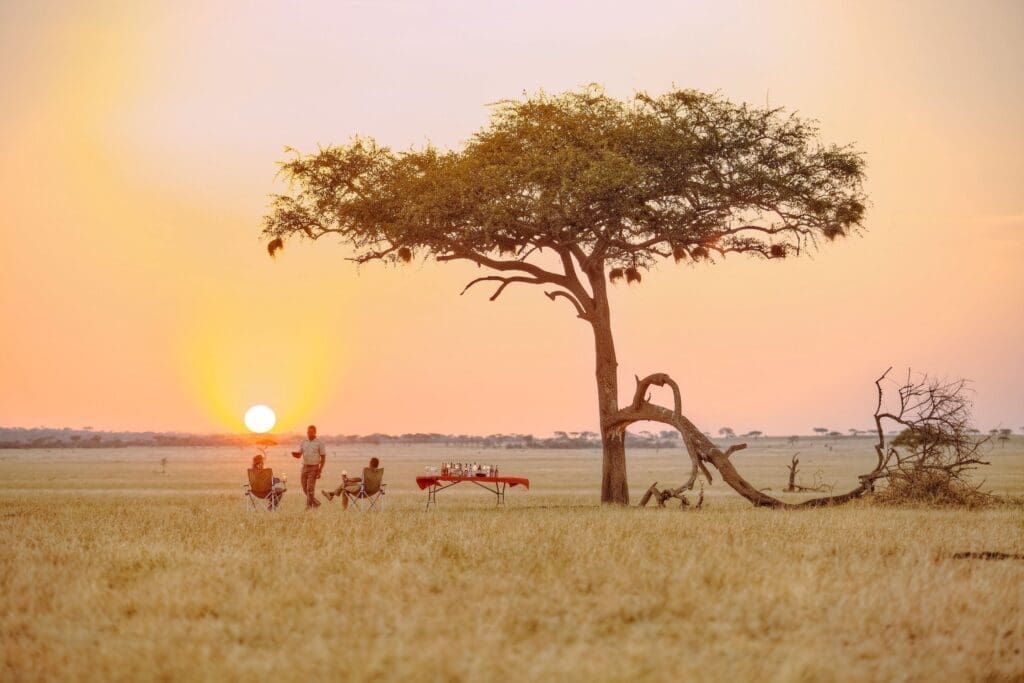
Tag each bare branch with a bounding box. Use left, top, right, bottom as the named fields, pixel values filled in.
left=544, top=290, right=590, bottom=320
left=723, top=443, right=747, bottom=458
left=631, top=373, right=682, bottom=415
left=609, top=369, right=945, bottom=509
left=460, top=275, right=544, bottom=301
left=871, top=369, right=990, bottom=489
left=438, top=250, right=567, bottom=286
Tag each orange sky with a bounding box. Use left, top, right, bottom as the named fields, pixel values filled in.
left=1, top=1, right=1022, bottom=436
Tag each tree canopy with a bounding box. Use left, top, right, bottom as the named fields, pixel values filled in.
left=263, top=86, right=866, bottom=314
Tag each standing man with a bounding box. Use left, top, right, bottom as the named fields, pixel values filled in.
left=292, top=425, right=326, bottom=509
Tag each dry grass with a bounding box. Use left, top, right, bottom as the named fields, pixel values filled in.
left=2, top=437, right=1023, bottom=682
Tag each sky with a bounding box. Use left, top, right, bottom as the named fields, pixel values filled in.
left=1, top=0, right=1022, bottom=437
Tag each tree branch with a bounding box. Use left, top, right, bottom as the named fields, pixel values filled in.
left=545, top=290, right=590, bottom=320
left=460, top=275, right=544, bottom=301
left=554, top=246, right=595, bottom=309
left=723, top=443, right=747, bottom=458
left=631, top=373, right=682, bottom=415
left=438, top=250, right=566, bottom=286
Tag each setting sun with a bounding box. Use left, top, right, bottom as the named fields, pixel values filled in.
left=243, top=405, right=276, bottom=433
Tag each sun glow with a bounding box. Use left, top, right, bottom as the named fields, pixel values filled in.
left=244, top=405, right=276, bottom=433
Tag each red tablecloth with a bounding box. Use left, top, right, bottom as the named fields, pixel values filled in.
left=415, top=475, right=530, bottom=490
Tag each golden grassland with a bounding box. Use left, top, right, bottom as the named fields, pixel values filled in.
left=2, top=437, right=1023, bottom=682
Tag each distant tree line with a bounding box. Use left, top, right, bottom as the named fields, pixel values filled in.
left=0, top=427, right=265, bottom=449
left=2, top=425, right=1018, bottom=450
left=0, top=427, right=683, bottom=450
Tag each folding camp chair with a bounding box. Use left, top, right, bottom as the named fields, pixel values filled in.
left=244, top=467, right=285, bottom=511
left=343, top=467, right=386, bottom=512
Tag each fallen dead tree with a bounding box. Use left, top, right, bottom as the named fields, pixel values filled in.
left=634, top=368, right=989, bottom=508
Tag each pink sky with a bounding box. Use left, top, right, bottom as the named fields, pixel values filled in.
left=1, top=1, right=1022, bottom=436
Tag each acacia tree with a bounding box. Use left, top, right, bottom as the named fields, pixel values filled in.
left=262, top=86, right=866, bottom=504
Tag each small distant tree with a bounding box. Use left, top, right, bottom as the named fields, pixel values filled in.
left=997, top=428, right=1012, bottom=446
left=787, top=435, right=799, bottom=445
left=718, top=427, right=736, bottom=439
left=160, top=457, right=168, bottom=475
left=263, top=86, right=866, bottom=504
left=747, top=430, right=763, bottom=439
left=813, top=427, right=829, bottom=435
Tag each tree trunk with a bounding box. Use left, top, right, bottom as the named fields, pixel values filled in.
left=589, top=271, right=629, bottom=505
left=600, top=424, right=628, bottom=504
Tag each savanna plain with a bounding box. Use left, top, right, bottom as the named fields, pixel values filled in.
left=3, top=437, right=1023, bottom=682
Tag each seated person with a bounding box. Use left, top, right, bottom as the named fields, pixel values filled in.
left=248, top=454, right=285, bottom=509
left=323, top=457, right=381, bottom=509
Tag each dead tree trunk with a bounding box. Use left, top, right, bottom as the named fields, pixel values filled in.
left=785, top=454, right=800, bottom=492
left=605, top=373, right=881, bottom=508
left=610, top=368, right=988, bottom=509
left=782, top=453, right=832, bottom=493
